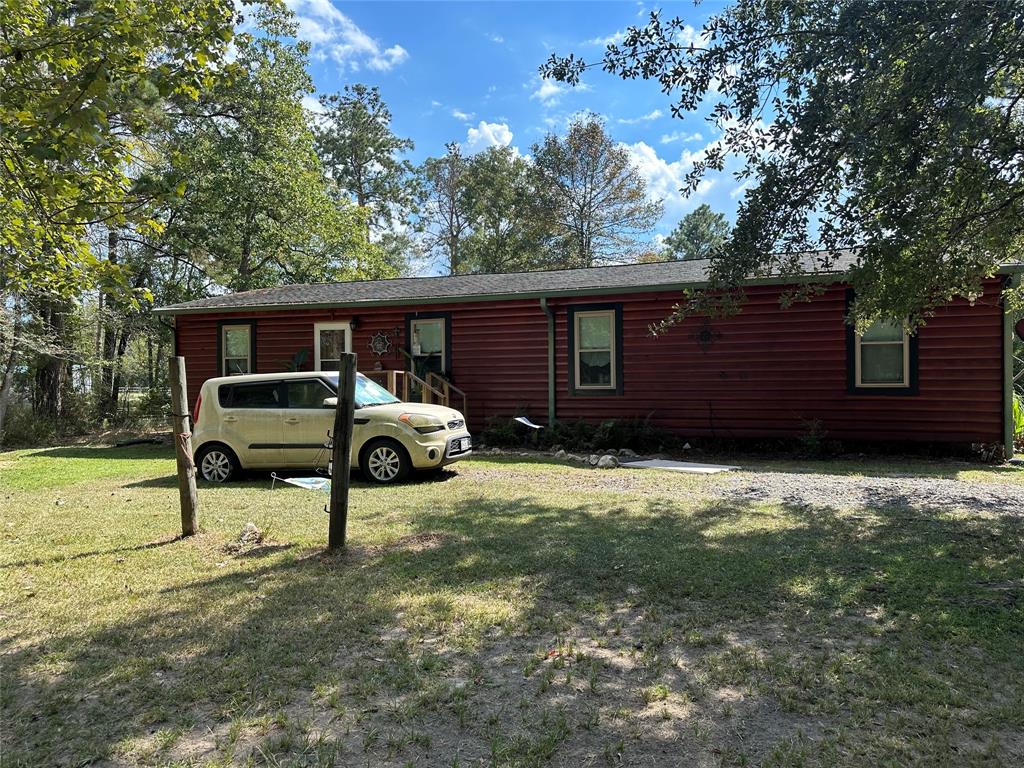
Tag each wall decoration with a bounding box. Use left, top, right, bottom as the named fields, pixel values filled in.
left=694, top=319, right=722, bottom=352
left=368, top=330, right=392, bottom=358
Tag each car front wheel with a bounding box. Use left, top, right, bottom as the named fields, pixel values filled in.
left=361, top=439, right=411, bottom=484
left=196, top=444, right=240, bottom=483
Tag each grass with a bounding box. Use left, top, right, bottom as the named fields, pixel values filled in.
left=1, top=445, right=1023, bottom=766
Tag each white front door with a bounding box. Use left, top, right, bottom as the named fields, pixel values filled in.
left=314, top=322, right=352, bottom=371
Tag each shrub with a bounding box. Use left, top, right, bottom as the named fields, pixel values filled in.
left=481, top=414, right=681, bottom=454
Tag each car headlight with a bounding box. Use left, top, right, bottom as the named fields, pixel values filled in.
left=398, top=413, right=445, bottom=434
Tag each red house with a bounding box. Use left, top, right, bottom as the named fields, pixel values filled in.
left=155, top=258, right=1020, bottom=458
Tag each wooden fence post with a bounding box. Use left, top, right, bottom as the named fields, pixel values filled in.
left=328, top=352, right=356, bottom=549
left=168, top=356, right=198, bottom=536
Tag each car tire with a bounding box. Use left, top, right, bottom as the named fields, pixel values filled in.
left=195, top=443, right=240, bottom=483
left=360, top=438, right=411, bottom=484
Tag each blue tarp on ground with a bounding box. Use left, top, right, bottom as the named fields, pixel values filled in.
left=273, top=475, right=331, bottom=493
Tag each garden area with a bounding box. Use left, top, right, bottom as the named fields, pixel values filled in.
left=2, top=444, right=1023, bottom=767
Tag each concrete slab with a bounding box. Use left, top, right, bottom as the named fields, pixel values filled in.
left=621, top=459, right=740, bottom=474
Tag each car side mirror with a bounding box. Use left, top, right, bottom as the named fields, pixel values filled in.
left=322, top=397, right=337, bottom=408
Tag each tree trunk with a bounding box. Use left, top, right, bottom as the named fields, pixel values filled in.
left=34, top=299, right=70, bottom=419
left=98, top=229, right=120, bottom=419
left=0, top=294, right=20, bottom=445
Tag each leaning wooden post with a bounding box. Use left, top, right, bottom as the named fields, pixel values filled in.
left=168, top=356, right=198, bottom=536
left=328, top=352, right=357, bottom=549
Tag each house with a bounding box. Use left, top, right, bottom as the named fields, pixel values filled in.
left=154, top=257, right=1020, bottom=458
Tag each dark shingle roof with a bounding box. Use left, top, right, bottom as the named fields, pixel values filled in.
left=154, top=253, right=859, bottom=315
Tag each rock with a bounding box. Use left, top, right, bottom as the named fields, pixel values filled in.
left=239, top=521, right=262, bottom=545
left=682, top=442, right=692, bottom=451
left=551, top=444, right=564, bottom=453
left=597, top=454, right=619, bottom=469
left=619, top=448, right=638, bottom=458
left=568, top=454, right=584, bottom=462
left=588, top=454, right=600, bottom=466
left=554, top=449, right=568, bottom=459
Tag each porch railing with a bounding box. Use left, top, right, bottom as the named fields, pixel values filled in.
left=360, top=369, right=468, bottom=420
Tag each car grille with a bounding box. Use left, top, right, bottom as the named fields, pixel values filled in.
left=447, top=419, right=464, bottom=430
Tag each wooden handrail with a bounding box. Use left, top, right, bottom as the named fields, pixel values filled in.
left=360, top=369, right=448, bottom=406
left=426, top=371, right=468, bottom=420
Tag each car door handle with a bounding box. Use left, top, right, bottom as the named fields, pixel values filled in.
left=284, top=417, right=300, bottom=424
left=223, top=415, right=237, bottom=423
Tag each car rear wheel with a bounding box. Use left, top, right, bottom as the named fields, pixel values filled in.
left=361, top=439, right=410, bottom=484
left=196, top=444, right=240, bottom=483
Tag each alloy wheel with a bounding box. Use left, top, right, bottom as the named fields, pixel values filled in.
left=201, top=450, right=232, bottom=482
left=367, top=445, right=401, bottom=482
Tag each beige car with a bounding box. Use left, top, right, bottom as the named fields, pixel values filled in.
left=190, top=371, right=471, bottom=484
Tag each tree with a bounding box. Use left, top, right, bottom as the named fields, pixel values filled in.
left=461, top=146, right=558, bottom=274
left=542, top=1, right=1024, bottom=326
left=315, top=85, right=417, bottom=241
left=154, top=8, right=384, bottom=292
left=417, top=144, right=473, bottom=275
left=663, top=205, right=731, bottom=262
left=0, top=0, right=242, bottom=299
left=531, top=114, right=662, bottom=267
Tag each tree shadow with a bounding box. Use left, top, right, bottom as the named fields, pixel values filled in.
left=4, top=492, right=1022, bottom=765
left=0, top=536, right=182, bottom=570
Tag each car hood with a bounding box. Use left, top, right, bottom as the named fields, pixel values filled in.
left=358, top=402, right=466, bottom=424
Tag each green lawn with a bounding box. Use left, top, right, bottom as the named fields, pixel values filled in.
left=2, top=446, right=1023, bottom=767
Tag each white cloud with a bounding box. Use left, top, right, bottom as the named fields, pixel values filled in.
left=529, top=77, right=589, bottom=108
left=622, top=140, right=716, bottom=215
left=463, top=121, right=514, bottom=154
left=584, top=29, right=625, bottom=46
left=301, top=94, right=326, bottom=114
left=660, top=130, right=703, bottom=144
left=451, top=108, right=475, bottom=121
left=487, top=33, right=504, bottom=44
left=287, top=0, right=408, bottom=72
left=531, top=79, right=566, bottom=107
left=616, top=109, right=663, bottom=125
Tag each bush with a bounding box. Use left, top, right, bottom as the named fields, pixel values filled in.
left=480, top=414, right=682, bottom=455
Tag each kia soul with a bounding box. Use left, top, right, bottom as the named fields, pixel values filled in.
left=190, top=371, right=472, bottom=484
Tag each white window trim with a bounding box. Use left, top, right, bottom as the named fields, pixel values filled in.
left=574, top=309, right=616, bottom=390
left=854, top=322, right=910, bottom=388
left=221, top=324, right=251, bottom=376
left=410, top=317, right=446, bottom=373
left=313, top=321, right=353, bottom=371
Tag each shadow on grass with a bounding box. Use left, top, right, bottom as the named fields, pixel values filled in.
left=24, top=444, right=172, bottom=461
left=4, top=492, right=1023, bottom=765
left=0, top=536, right=182, bottom=571
left=124, top=467, right=461, bottom=490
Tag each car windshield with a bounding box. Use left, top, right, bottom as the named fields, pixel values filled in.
left=324, top=372, right=402, bottom=408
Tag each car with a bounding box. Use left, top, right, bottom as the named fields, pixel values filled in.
left=190, top=371, right=472, bottom=484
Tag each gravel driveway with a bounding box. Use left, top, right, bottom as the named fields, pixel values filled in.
left=720, top=470, right=1022, bottom=514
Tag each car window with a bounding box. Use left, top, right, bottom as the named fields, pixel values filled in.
left=286, top=379, right=333, bottom=409
left=221, top=381, right=282, bottom=408
left=322, top=372, right=402, bottom=407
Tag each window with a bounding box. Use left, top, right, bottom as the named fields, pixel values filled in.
left=856, top=319, right=909, bottom=386
left=846, top=296, right=918, bottom=395
left=218, top=381, right=282, bottom=408
left=286, top=378, right=334, bottom=409
left=221, top=324, right=253, bottom=375
left=314, top=322, right=352, bottom=371
left=409, top=316, right=447, bottom=375
left=568, top=304, right=623, bottom=395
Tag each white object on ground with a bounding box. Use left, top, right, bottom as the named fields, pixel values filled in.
left=514, top=416, right=544, bottom=429
left=272, top=474, right=331, bottom=493
left=621, top=459, right=740, bottom=474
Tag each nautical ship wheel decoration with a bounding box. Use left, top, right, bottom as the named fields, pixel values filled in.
left=368, top=330, right=392, bottom=358
left=694, top=319, right=722, bottom=352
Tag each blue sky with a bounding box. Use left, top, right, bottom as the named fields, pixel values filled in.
left=284, top=0, right=741, bottom=263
